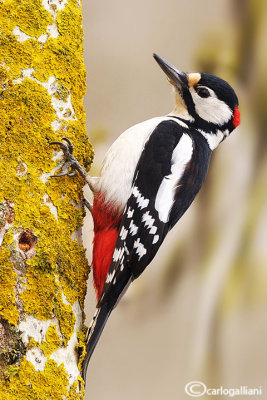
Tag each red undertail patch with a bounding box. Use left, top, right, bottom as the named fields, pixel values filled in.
left=92, top=192, right=122, bottom=301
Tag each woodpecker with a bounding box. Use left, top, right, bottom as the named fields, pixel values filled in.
left=50, top=54, right=240, bottom=381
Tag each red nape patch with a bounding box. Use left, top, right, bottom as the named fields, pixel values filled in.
left=91, top=192, right=122, bottom=301
left=233, top=106, right=240, bottom=128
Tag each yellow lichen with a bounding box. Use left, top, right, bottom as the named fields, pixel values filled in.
left=2, top=231, right=13, bottom=246
left=0, top=0, right=91, bottom=396
left=20, top=267, right=58, bottom=320
left=28, top=337, right=39, bottom=349
left=40, top=325, right=61, bottom=356
left=55, top=296, right=76, bottom=344
left=0, top=358, right=69, bottom=399
left=68, top=380, right=85, bottom=400
left=76, top=329, right=87, bottom=371
left=0, top=249, right=19, bottom=326
left=0, top=0, right=54, bottom=38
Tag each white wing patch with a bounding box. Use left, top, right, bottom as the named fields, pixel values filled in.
left=155, top=134, right=193, bottom=222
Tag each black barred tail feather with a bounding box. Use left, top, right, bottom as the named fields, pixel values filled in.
left=82, top=304, right=112, bottom=382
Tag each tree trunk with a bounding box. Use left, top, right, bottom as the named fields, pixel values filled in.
left=0, top=0, right=92, bottom=398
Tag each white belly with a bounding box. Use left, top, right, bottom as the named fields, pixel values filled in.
left=99, top=116, right=188, bottom=211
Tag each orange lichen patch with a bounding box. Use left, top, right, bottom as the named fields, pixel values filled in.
left=188, top=72, right=201, bottom=87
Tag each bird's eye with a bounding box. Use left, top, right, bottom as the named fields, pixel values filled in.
left=196, top=87, right=210, bottom=98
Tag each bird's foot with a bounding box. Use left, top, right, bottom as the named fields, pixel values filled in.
left=49, top=137, right=87, bottom=179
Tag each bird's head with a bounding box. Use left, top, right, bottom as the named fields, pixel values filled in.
left=153, top=54, right=240, bottom=146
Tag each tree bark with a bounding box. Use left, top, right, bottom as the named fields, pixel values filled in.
left=0, top=0, right=92, bottom=398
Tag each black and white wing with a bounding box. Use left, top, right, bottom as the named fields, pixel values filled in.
left=98, top=119, right=195, bottom=308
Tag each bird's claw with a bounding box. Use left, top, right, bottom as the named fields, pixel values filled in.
left=49, top=137, right=78, bottom=178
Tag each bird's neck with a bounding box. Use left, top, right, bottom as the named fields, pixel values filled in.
left=170, top=104, right=194, bottom=121
left=170, top=89, right=195, bottom=121
left=195, top=127, right=230, bottom=150
left=168, top=110, right=230, bottom=151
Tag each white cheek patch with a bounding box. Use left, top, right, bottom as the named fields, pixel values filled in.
left=190, top=88, right=232, bottom=126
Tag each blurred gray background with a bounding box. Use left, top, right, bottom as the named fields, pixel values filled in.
left=82, top=1, right=267, bottom=399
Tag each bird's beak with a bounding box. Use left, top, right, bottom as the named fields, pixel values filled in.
left=153, top=53, right=188, bottom=96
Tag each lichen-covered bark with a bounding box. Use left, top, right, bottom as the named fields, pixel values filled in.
left=0, top=0, right=92, bottom=398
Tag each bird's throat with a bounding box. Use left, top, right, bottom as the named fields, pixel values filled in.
left=171, top=88, right=193, bottom=121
